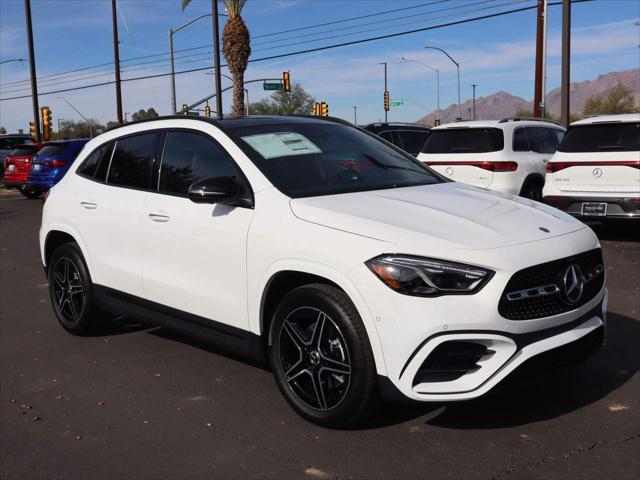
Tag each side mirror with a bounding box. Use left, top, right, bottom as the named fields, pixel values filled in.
left=187, top=176, right=253, bottom=208
left=187, top=176, right=238, bottom=204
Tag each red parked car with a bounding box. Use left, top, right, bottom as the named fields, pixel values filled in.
left=3, top=143, right=43, bottom=198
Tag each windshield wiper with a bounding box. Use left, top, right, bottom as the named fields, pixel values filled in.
left=597, top=145, right=623, bottom=150
left=362, top=154, right=429, bottom=175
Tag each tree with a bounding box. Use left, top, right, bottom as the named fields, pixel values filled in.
left=52, top=119, right=105, bottom=140
left=0, top=127, right=6, bottom=134
left=583, top=84, right=637, bottom=116
left=131, top=108, right=159, bottom=121
left=249, top=84, right=316, bottom=115
left=183, top=0, right=250, bottom=117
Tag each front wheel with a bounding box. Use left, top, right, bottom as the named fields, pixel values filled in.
left=269, top=283, right=378, bottom=428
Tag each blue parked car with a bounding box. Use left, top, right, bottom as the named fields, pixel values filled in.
left=28, top=139, right=89, bottom=195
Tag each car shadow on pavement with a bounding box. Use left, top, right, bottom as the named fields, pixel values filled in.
left=425, top=312, right=640, bottom=429
left=588, top=221, right=640, bottom=242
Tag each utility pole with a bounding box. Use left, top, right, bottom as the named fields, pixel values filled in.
left=560, top=0, right=571, bottom=128
left=533, top=0, right=546, bottom=118
left=379, top=62, right=388, bottom=122
left=353, top=106, right=357, bottom=124
left=111, top=0, right=123, bottom=124
left=169, top=30, right=176, bottom=113
left=212, top=0, right=223, bottom=119
left=541, top=0, right=549, bottom=118
left=471, top=83, right=477, bottom=120
left=23, top=0, right=41, bottom=141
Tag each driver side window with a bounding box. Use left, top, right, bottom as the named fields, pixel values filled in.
left=159, top=131, right=242, bottom=196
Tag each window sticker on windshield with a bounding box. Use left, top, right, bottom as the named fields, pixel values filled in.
left=241, top=132, right=322, bottom=159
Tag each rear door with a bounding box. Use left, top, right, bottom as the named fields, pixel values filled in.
left=139, top=129, right=254, bottom=329
left=549, top=122, right=640, bottom=193
left=74, top=132, right=160, bottom=297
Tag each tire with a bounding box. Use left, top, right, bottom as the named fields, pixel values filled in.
left=20, top=188, right=42, bottom=199
left=520, top=180, right=543, bottom=201
left=48, top=242, right=104, bottom=335
left=269, top=283, right=378, bottom=428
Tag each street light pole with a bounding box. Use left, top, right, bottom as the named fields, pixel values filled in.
left=379, top=62, right=388, bottom=122
left=23, top=0, right=41, bottom=141
left=471, top=83, right=477, bottom=120
left=169, top=30, right=177, bottom=113
left=58, top=96, right=93, bottom=138
left=425, top=46, right=461, bottom=120
left=353, top=106, right=357, bottom=124
left=0, top=58, right=26, bottom=65
left=400, top=57, right=440, bottom=122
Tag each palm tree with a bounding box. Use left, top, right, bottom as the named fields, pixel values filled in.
left=182, top=0, right=251, bottom=117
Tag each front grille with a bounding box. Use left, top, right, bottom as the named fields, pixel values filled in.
left=499, top=248, right=604, bottom=320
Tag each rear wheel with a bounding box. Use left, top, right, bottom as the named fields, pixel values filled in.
left=520, top=180, right=543, bottom=201
left=48, top=243, right=104, bottom=335
left=20, top=187, right=42, bottom=199
left=269, top=283, right=378, bottom=428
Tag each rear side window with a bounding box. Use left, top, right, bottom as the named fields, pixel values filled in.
left=77, top=143, right=114, bottom=180
left=559, top=123, right=640, bottom=152
left=525, top=127, right=563, bottom=154
left=37, top=144, right=67, bottom=157
left=9, top=146, right=39, bottom=156
left=396, top=130, right=431, bottom=155
left=159, top=131, right=240, bottom=195
left=378, top=131, right=394, bottom=143
left=423, top=128, right=504, bottom=154
left=512, top=128, right=530, bottom=151
left=107, top=133, right=159, bottom=189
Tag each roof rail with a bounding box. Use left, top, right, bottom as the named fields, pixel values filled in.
left=498, top=117, right=562, bottom=126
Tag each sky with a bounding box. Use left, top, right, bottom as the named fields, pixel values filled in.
left=0, top=0, right=638, bottom=133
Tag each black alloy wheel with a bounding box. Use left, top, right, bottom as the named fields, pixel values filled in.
left=48, top=243, right=104, bottom=335
left=269, top=283, right=378, bottom=428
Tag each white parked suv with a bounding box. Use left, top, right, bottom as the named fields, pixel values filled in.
left=543, top=114, right=640, bottom=219
left=40, top=116, right=606, bottom=427
left=418, top=118, right=565, bottom=200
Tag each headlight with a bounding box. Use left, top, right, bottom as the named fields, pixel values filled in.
left=365, top=255, right=493, bottom=297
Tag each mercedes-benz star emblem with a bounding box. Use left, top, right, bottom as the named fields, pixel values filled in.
left=445, top=167, right=454, bottom=176
left=592, top=168, right=603, bottom=178
left=562, top=264, right=584, bottom=304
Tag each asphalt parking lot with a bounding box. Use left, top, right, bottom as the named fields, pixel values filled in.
left=1, top=192, right=639, bottom=480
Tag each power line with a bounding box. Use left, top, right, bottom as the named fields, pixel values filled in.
left=252, top=0, right=524, bottom=53
left=0, top=0, right=590, bottom=103
left=0, top=1, right=455, bottom=88
left=251, top=0, right=452, bottom=39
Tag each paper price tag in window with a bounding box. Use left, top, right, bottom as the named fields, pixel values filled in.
left=241, top=132, right=322, bottom=159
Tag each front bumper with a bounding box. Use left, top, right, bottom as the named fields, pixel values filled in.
left=395, top=297, right=605, bottom=401
left=544, top=195, right=640, bottom=219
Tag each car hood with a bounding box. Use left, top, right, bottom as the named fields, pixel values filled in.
left=289, top=182, right=585, bottom=250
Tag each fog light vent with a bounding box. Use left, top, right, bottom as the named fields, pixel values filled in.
left=413, top=341, right=494, bottom=385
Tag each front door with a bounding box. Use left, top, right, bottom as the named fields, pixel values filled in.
left=140, top=129, right=254, bottom=330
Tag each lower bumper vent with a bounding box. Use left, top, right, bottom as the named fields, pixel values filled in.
left=413, top=341, right=494, bottom=385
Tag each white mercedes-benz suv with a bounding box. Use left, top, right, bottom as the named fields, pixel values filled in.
left=40, top=116, right=606, bottom=427
left=418, top=118, right=565, bottom=200
left=543, top=114, right=640, bottom=219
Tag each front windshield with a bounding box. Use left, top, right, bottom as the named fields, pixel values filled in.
left=227, top=122, right=441, bottom=198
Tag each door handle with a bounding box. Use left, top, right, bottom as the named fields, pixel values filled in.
left=148, top=213, right=170, bottom=223
left=80, top=201, right=98, bottom=210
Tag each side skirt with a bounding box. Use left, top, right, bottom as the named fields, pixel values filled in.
left=93, top=285, right=266, bottom=364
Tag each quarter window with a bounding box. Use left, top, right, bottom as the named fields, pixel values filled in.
left=77, top=142, right=114, bottom=181
left=159, top=131, right=241, bottom=195
left=512, top=128, right=530, bottom=152
left=395, top=130, right=431, bottom=155
left=524, top=127, right=563, bottom=154
left=107, top=133, right=159, bottom=189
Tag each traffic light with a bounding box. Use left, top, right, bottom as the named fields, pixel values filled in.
left=182, top=104, right=189, bottom=115
left=313, top=102, right=320, bottom=116
left=434, top=119, right=441, bottom=127
left=282, top=71, right=291, bottom=93
left=29, top=121, right=37, bottom=138
left=384, top=91, right=390, bottom=111
left=320, top=102, right=328, bottom=117
left=204, top=105, right=211, bottom=118
left=41, top=106, right=52, bottom=141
